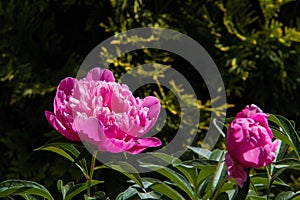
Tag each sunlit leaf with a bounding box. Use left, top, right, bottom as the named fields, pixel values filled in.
left=174, top=165, right=198, bottom=188
left=0, top=180, right=54, bottom=200
left=196, top=168, right=215, bottom=190
left=273, top=158, right=300, bottom=170
left=245, top=195, right=266, bottom=200
left=64, top=180, right=103, bottom=200
left=275, top=191, right=300, bottom=200
left=209, top=149, right=225, bottom=161
left=148, top=152, right=181, bottom=164
left=150, top=182, right=185, bottom=200
left=210, top=152, right=227, bottom=199
left=35, top=143, right=89, bottom=177
left=110, top=161, right=144, bottom=188
left=269, top=114, right=300, bottom=158
left=140, top=164, right=194, bottom=199
left=251, top=175, right=289, bottom=188
left=115, top=187, right=137, bottom=200
left=57, top=180, right=75, bottom=199
left=188, top=146, right=212, bottom=159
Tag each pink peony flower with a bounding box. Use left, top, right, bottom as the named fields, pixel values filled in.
left=225, top=104, right=278, bottom=187
left=45, top=68, right=162, bottom=154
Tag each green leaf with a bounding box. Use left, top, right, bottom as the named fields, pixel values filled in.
left=0, top=196, right=14, bottom=200
left=271, top=127, right=293, bottom=151
left=115, top=187, right=137, bottom=200
left=140, top=164, right=194, bottom=199
left=140, top=152, right=182, bottom=168
left=20, top=194, right=45, bottom=200
left=200, top=176, right=213, bottom=200
left=150, top=182, right=185, bottom=200
left=275, top=191, right=300, bottom=200
left=57, top=180, right=75, bottom=199
left=138, top=191, right=162, bottom=199
left=211, top=161, right=226, bottom=192
left=245, top=196, right=266, bottom=200
left=215, top=192, right=229, bottom=200
left=84, top=194, right=97, bottom=200
left=64, top=180, right=103, bottom=200
left=149, top=152, right=181, bottom=164
left=251, top=175, right=289, bottom=188
left=188, top=146, right=212, bottom=159
left=0, top=180, right=54, bottom=200
left=274, top=139, right=288, bottom=162
left=271, top=168, right=287, bottom=182
left=72, top=148, right=90, bottom=167
left=174, top=165, right=198, bottom=189
left=210, top=152, right=227, bottom=200
left=290, top=192, right=300, bottom=200
left=209, top=149, right=225, bottom=161
left=93, top=191, right=107, bottom=199
left=35, top=143, right=89, bottom=177
left=273, top=158, right=300, bottom=170
left=128, top=177, right=183, bottom=199
left=269, top=114, right=300, bottom=158
left=180, top=159, right=218, bottom=169
left=196, top=167, right=215, bottom=190
left=110, top=161, right=144, bottom=188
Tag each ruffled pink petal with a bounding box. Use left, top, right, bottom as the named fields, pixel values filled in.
left=226, top=120, right=248, bottom=157
left=272, top=140, right=279, bottom=154
left=54, top=77, right=76, bottom=112
left=236, top=104, right=262, bottom=118
left=143, top=96, right=161, bottom=118
left=126, top=137, right=162, bottom=154
left=264, top=140, right=278, bottom=166
left=225, top=153, right=248, bottom=187
left=102, top=137, right=137, bottom=153
left=45, top=111, right=80, bottom=141
left=46, top=68, right=162, bottom=154
left=85, top=68, right=115, bottom=82
left=111, top=87, right=130, bottom=113
left=242, top=146, right=262, bottom=168
left=142, top=96, right=161, bottom=134
left=115, top=113, right=143, bottom=136
left=73, top=115, right=103, bottom=145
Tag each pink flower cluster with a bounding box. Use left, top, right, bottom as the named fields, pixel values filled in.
left=225, top=104, right=278, bottom=187
left=45, top=68, right=161, bottom=154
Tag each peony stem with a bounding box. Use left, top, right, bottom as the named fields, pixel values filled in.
left=266, top=166, right=272, bottom=200
left=87, top=151, right=97, bottom=197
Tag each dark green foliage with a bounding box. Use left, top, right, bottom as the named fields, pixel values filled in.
left=0, top=0, right=112, bottom=196
left=1, top=0, right=300, bottom=198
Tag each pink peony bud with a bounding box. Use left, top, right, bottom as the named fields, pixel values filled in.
left=45, top=68, right=161, bottom=154
left=225, top=104, right=278, bottom=187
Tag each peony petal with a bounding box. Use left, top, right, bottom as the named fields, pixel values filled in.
left=225, top=153, right=248, bottom=187
left=140, top=96, right=161, bottom=135
left=45, top=111, right=80, bottom=141
left=126, top=137, right=162, bottom=154
left=74, top=114, right=103, bottom=144
left=144, top=96, right=160, bottom=119
left=236, top=104, right=263, bottom=118
left=111, top=86, right=130, bottom=113
left=85, top=68, right=115, bottom=82
left=99, top=69, right=115, bottom=82
left=242, top=146, right=262, bottom=167
left=54, top=77, right=76, bottom=112
left=102, top=137, right=136, bottom=153
left=251, top=114, right=273, bottom=138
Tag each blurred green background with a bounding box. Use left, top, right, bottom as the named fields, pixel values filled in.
left=1, top=0, right=300, bottom=198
